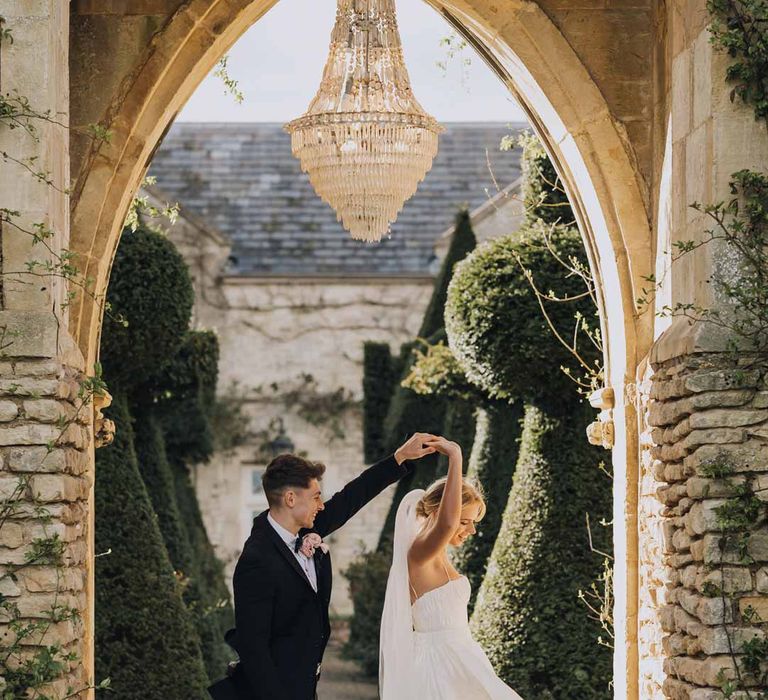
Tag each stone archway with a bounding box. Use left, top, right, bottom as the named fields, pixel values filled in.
left=67, top=1, right=653, bottom=696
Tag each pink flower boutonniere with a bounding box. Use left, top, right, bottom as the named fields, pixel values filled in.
left=299, top=533, right=329, bottom=558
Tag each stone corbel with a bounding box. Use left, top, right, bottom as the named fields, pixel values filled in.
left=93, top=389, right=115, bottom=449
left=587, top=386, right=615, bottom=449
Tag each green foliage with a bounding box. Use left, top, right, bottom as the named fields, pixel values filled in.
left=519, top=132, right=574, bottom=227
left=154, top=330, right=219, bottom=464
left=377, top=339, right=446, bottom=550
left=209, top=382, right=251, bottom=455
left=452, top=401, right=523, bottom=613
left=342, top=548, right=392, bottom=675
left=171, top=458, right=235, bottom=679
left=133, top=411, right=197, bottom=581
left=362, top=342, right=399, bottom=462
left=418, top=209, right=477, bottom=338
left=95, top=394, right=209, bottom=699
left=437, top=397, right=478, bottom=475
left=100, top=226, right=194, bottom=391
left=471, top=400, right=612, bottom=699
left=376, top=213, right=478, bottom=559
left=708, top=0, right=768, bottom=123
left=403, top=341, right=481, bottom=402
left=446, top=221, right=599, bottom=402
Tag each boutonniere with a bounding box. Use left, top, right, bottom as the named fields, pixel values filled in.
left=296, top=532, right=329, bottom=558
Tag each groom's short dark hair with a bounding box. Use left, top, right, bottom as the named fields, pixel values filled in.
left=262, top=454, right=326, bottom=506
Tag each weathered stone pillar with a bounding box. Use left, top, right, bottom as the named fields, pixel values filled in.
left=638, top=1, right=768, bottom=696
left=0, top=2, right=95, bottom=695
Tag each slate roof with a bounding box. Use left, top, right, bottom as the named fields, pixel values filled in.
left=149, top=122, right=525, bottom=276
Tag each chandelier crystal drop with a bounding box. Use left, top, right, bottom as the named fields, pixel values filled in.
left=285, top=0, right=443, bottom=242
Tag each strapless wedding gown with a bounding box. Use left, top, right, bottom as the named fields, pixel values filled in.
left=411, top=575, right=523, bottom=699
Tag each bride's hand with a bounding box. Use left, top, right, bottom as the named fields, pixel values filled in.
left=423, top=436, right=461, bottom=459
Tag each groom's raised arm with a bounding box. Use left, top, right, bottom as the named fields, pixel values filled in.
left=313, top=455, right=410, bottom=538
left=232, top=556, right=287, bottom=699
left=313, top=434, right=437, bottom=538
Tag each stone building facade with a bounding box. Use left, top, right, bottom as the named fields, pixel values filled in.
left=2, top=1, right=768, bottom=697
left=146, top=122, right=523, bottom=615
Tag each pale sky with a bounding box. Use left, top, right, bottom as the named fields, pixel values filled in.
left=178, top=0, right=527, bottom=124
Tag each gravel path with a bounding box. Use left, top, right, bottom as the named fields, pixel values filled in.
left=317, top=628, right=379, bottom=700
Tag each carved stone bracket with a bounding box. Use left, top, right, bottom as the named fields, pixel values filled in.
left=93, top=389, right=115, bottom=448
left=587, top=386, right=615, bottom=449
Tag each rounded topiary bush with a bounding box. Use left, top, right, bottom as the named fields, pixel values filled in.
left=100, top=225, right=194, bottom=390
left=445, top=221, right=598, bottom=402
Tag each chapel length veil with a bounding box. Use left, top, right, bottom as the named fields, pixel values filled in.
left=379, top=489, right=425, bottom=700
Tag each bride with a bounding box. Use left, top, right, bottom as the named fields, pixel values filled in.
left=379, top=436, right=523, bottom=699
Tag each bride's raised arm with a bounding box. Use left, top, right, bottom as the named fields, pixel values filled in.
left=408, top=437, right=463, bottom=564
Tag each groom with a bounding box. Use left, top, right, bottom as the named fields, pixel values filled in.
left=208, top=433, right=436, bottom=700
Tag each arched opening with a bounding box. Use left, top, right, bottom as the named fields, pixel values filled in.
left=69, top=1, right=654, bottom=695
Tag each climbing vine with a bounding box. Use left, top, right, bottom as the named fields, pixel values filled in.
left=707, top=0, right=768, bottom=122
left=248, top=373, right=360, bottom=457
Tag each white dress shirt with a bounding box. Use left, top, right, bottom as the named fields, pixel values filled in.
left=267, top=512, right=318, bottom=592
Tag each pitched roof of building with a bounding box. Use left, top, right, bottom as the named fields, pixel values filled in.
left=149, top=122, right=525, bottom=276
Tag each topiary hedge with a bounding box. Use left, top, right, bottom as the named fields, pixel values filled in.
left=342, top=548, right=392, bottom=675
left=447, top=139, right=611, bottom=698
left=362, top=342, right=399, bottom=463
left=100, top=225, right=194, bottom=391
left=171, top=457, right=235, bottom=679
left=446, top=220, right=599, bottom=403
left=451, top=400, right=523, bottom=613
left=519, top=132, right=574, bottom=227
left=133, top=410, right=196, bottom=581
left=418, top=208, right=477, bottom=338
left=378, top=212, right=478, bottom=546
left=471, top=400, right=611, bottom=699
left=153, top=330, right=220, bottom=465
left=95, top=394, right=209, bottom=699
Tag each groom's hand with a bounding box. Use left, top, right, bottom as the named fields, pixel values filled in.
left=394, top=432, right=438, bottom=465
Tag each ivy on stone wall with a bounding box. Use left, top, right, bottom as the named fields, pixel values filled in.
left=708, top=0, right=768, bottom=123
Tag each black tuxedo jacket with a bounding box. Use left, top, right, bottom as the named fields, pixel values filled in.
left=208, top=454, right=412, bottom=700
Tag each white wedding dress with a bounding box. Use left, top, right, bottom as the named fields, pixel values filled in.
left=380, top=490, right=523, bottom=700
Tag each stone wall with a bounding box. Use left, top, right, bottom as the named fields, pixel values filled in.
left=0, top=354, right=93, bottom=696
left=646, top=354, right=768, bottom=698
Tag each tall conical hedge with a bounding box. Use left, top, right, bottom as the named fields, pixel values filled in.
left=154, top=330, right=234, bottom=676
left=133, top=410, right=196, bottom=579
left=98, top=224, right=233, bottom=684
left=95, top=394, right=209, bottom=699
left=451, top=400, right=523, bottom=613
left=362, top=342, right=399, bottom=463
left=378, top=211, right=478, bottom=546
left=418, top=209, right=477, bottom=338
left=471, top=401, right=611, bottom=698
left=171, top=456, right=235, bottom=679
left=154, top=330, right=219, bottom=465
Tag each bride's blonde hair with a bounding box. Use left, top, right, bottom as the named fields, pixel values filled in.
left=416, top=477, right=487, bottom=520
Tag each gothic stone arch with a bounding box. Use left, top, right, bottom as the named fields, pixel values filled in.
left=65, top=0, right=654, bottom=697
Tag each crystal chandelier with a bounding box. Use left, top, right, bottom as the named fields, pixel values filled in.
left=285, top=0, right=443, bottom=242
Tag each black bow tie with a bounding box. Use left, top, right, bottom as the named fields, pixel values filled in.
left=294, top=536, right=302, bottom=553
